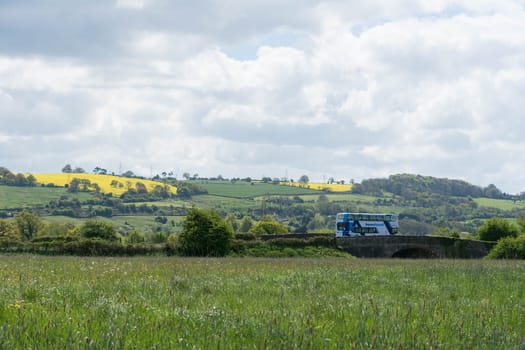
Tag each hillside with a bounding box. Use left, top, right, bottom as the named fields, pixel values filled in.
left=1, top=170, right=524, bottom=238
left=32, top=173, right=177, bottom=196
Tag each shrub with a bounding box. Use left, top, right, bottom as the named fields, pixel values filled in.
left=150, top=232, right=167, bottom=243
left=178, top=208, right=234, bottom=256
left=478, top=218, right=519, bottom=242
left=127, top=230, right=145, bottom=243
left=234, top=233, right=257, bottom=241
left=80, top=220, right=119, bottom=241
left=249, top=217, right=288, bottom=235
left=14, top=210, right=43, bottom=240
left=487, top=235, right=525, bottom=259
left=37, top=222, right=71, bottom=237
left=0, top=219, right=20, bottom=240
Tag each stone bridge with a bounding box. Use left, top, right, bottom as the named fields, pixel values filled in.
left=336, top=235, right=495, bottom=258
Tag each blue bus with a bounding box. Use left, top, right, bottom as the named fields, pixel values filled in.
left=335, top=213, right=399, bottom=237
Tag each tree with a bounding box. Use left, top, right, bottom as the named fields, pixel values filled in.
left=299, top=174, right=309, bottom=184
left=0, top=219, right=20, bottom=240
left=478, top=218, right=519, bottom=242
left=136, top=182, right=148, bottom=194
left=69, top=178, right=80, bottom=192
left=62, top=164, right=73, bottom=173
left=37, top=222, right=70, bottom=237
left=225, top=214, right=239, bottom=232
left=487, top=235, right=525, bottom=259
left=249, top=215, right=288, bottom=235
left=14, top=210, right=43, bottom=240
left=93, top=166, right=106, bottom=175
left=26, top=174, right=37, bottom=186
left=122, top=170, right=135, bottom=178
left=127, top=230, right=145, bottom=243
left=239, top=216, right=254, bottom=233
left=307, top=213, right=327, bottom=231
left=150, top=232, right=167, bottom=243
left=516, top=218, right=525, bottom=234
left=80, top=220, right=119, bottom=241
left=178, top=208, right=233, bottom=256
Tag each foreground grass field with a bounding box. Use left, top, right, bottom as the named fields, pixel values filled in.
left=1, top=257, right=524, bottom=349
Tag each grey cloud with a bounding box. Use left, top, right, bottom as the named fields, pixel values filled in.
left=0, top=89, right=93, bottom=136
left=2, top=1, right=525, bottom=193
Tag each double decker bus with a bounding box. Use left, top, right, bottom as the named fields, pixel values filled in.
left=335, top=213, right=399, bottom=237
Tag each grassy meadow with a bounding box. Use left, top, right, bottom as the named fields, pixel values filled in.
left=1, top=256, right=525, bottom=349
left=474, top=197, right=525, bottom=211
left=199, top=180, right=320, bottom=198
left=0, top=186, right=93, bottom=209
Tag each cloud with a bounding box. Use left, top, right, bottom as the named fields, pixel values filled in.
left=1, top=1, right=525, bottom=193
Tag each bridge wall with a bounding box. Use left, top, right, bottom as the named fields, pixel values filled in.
left=336, top=235, right=495, bottom=258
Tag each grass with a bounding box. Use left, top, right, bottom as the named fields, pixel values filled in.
left=0, top=256, right=524, bottom=349
left=474, top=197, right=525, bottom=211
left=198, top=181, right=320, bottom=198
left=294, top=193, right=379, bottom=203
left=0, top=186, right=93, bottom=209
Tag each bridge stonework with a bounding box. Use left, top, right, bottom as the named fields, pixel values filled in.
left=336, top=235, right=495, bottom=258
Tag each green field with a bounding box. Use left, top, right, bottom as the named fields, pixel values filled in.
left=474, top=197, right=525, bottom=211
left=0, top=186, right=92, bottom=209
left=198, top=181, right=320, bottom=198
left=1, top=256, right=524, bottom=349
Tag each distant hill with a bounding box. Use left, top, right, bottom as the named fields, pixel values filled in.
left=2, top=168, right=524, bottom=236
left=351, top=174, right=508, bottom=199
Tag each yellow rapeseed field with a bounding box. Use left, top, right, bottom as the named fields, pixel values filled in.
left=32, top=173, right=177, bottom=196
left=281, top=181, right=352, bottom=192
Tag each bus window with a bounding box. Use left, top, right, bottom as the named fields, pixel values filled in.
left=337, top=222, right=348, bottom=231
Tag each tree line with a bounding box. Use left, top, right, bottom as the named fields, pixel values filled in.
left=0, top=167, right=37, bottom=187
left=351, top=173, right=514, bottom=199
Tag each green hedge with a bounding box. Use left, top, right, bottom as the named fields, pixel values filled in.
left=1, top=235, right=340, bottom=257
left=0, top=237, right=169, bottom=256
left=230, top=236, right=342, bottom=257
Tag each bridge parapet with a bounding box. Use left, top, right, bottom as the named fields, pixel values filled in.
left=336, top=235, right=495, bottom=258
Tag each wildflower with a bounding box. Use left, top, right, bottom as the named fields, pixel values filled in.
left=8, top=299, right=24, bottom=310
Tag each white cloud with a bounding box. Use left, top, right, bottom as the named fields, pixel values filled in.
left=1, top=1, right=525, bottom=192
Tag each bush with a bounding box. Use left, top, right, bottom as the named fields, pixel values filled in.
left=126, top=230, right=145, bottom=243
left=37, top=222, right=71, bottom=237
left=0, top=238, right=27, bottom=251
left=0, top=219, right=20, bottom=240
left=234, top=233, right=257, bottom=241
left=228, top=239, right=349, bottom=257
left=150, top=232, right=167, bottom=243
left=80, top=220, right=120, bottom=241
left=178, top=208, right=234, bottom=256
left=14, top=210, right=43, bottom=240
left=249, top=219, right=288, bottom=235
left=478, top=218, right=519, bottom=242
left=487, top=235, right=525, bottom=259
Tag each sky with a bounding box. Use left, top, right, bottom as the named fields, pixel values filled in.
left=1, top=0, right=524, bottom=193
